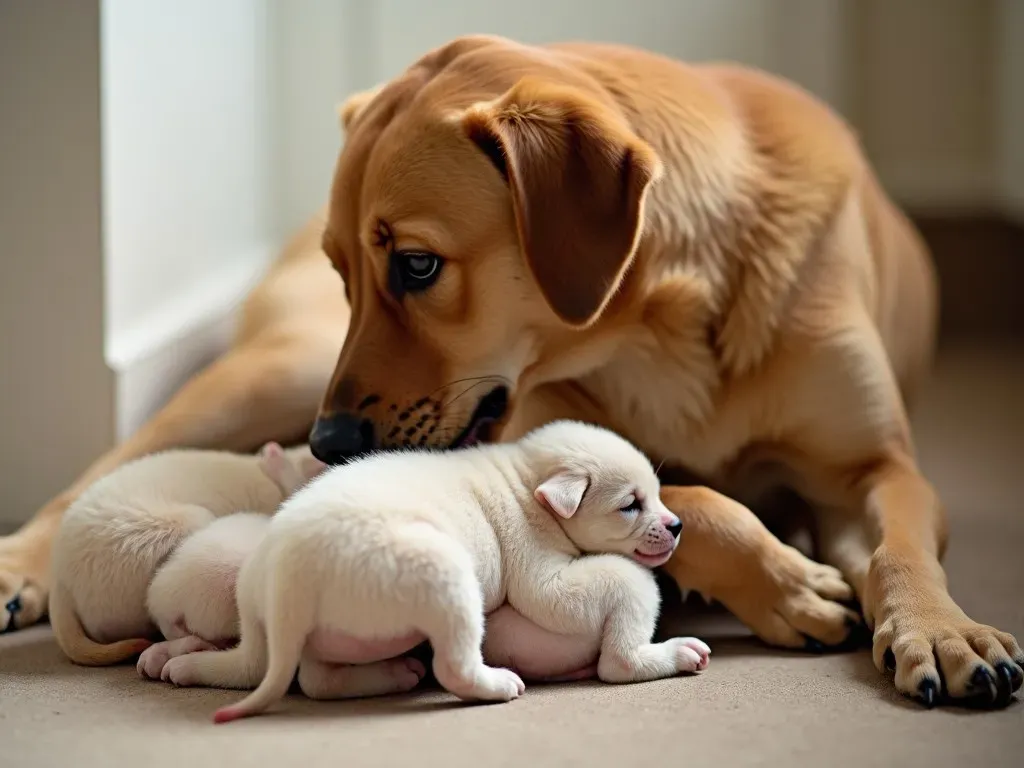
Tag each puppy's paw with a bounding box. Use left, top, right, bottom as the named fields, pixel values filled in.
left=675, top=637, right=711, bottom=671
left=396, top=657, right=427, bottom=690
left=473, top=667, right=525, bottom=702
left=138, top=642, right=174, bottom=680
left=661, top=637, right=707, bottom=674
left=160, top=655, right=203, bottom=687
left=138, top=636, right=217, bottom=680
left=442, top=665, right=525, bottom=703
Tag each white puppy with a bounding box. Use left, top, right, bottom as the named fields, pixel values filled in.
left=137, top=443, right=323, bottom=677
left=49, top=442, right=323, bottom=666
left=156, top=421, right=710, bottom=723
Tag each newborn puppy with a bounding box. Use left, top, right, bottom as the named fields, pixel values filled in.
left=49, top=442, right=322, bottom=666
left=156, top=420, right=709, bottom=723
left=137, top=444, right=324, bottom=677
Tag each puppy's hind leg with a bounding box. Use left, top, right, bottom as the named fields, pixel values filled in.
left=297, top=656, right=427, bottom=700
left=398, top=526, right=524, bottom=703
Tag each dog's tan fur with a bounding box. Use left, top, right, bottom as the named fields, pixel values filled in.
left=2, top=36, right=1020, bottom=707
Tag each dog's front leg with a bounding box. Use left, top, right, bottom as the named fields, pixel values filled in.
left=512, top=554, right=709, bottom=684
left=817, top=454, right=1023, bottom=708
left=658, top=486, right=861, bottom=649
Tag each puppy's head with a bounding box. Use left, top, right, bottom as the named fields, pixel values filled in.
left=310, top=37, right=662, bottom=465
left=523, top=421, right=681, bottom=568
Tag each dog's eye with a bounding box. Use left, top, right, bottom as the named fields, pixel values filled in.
left=390, top=251, right=443, bottom=295
left=619, top=495, right=642, bottom=514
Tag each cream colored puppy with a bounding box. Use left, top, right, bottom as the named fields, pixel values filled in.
left=137, top=444, right=324, bottom=677
left=49, top=442, right=322, bottom=666
left=157, top=420, right=709, bottom=723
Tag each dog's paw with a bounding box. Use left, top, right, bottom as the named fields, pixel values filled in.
left=722, top=542, right=862, bottom=650
left=872, top=599, right=1023, bottom=709
left=0, top=557, right=48, bottom=633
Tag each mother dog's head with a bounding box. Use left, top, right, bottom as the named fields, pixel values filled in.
left=310, top=36, right=662, bottom=465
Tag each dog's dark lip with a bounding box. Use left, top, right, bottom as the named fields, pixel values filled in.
left=450, top=385, right=509, bottom=449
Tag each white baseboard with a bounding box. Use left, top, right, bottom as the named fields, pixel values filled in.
left=106, top=250, right=274, bottom=442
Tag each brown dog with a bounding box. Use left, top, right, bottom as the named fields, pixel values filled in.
left=2, top=35, right=1020, bottom=709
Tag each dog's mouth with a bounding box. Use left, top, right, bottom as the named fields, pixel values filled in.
left=450, top=386, right=509, bottom=448
left=631, top=547, right=676, bottom=569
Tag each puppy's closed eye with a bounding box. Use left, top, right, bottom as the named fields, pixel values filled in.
left=619, top=495, right=642, bottom=514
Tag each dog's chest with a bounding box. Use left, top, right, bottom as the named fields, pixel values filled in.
left=582, top=344, right=747, bottom=479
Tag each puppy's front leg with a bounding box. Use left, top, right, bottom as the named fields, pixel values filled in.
left=514, top=555, right=709, bottom=684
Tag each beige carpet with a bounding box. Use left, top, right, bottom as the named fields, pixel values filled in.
left=2, top=345, right=1022, bottom=767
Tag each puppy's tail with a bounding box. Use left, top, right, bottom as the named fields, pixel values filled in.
left=213, top=560, right=313, bottom=724
left=49, top=582, right=152, bottom=666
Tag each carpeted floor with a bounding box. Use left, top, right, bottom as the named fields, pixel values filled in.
left=2, top=345, right=1022, bottom=767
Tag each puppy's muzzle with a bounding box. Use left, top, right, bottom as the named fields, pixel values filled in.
left=309, top=412, right=375, bottom=465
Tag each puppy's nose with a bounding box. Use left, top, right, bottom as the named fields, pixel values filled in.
left=309, top=412, right=375, bottom=465
left=665, top=519, right=683, bottom=539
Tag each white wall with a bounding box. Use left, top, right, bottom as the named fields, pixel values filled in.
left=0, top=1, right=114, bottom=526
left=101, top=0, right=279, bottom=439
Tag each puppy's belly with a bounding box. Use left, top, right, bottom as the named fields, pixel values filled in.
left=483, top=604, right=599, bottom=681
left=306, top=627, right=426, bottom=664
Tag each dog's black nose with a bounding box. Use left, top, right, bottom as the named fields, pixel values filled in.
left=309, top=413, right=375, bottom=465
left=666, top=520, right=683, bottom=539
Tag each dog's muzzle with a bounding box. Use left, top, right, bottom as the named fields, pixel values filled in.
left=309, top=412, right=375, bottom=465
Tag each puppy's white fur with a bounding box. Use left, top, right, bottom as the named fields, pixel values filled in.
left=49, top=443, right=323, bottom=666
left=159, top=421, right=709, bottom=723
left=146, top=512, right=271, bottom=645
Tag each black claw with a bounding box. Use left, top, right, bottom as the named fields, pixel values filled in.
left=884, top=648, right=896, bottom=672
left=804, top=637, right=825, bottom=653
left=966, top=667, right=999, bottom=706
left=845, top=619, right=873, bottom=649
left=918, top=679, right=939, bottom=708
left=993, top=663, right=1017, bottom=707
left=2, top=594, right=22, bottom=634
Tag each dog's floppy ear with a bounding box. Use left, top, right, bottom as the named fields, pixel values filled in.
left=461, top=78, right=662, bottom=327
left=535, top=472, right=590, bottom=519
left=337, top=84, right=383, bottom=134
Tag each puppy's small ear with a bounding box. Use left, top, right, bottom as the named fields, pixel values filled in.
left=535, top=472, right=589, bottom=519
left=337, top=85, right=383, bottom=134
left=258, top=442, right=284, bottom=461
left=461, top=78, right=662, bottom=327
